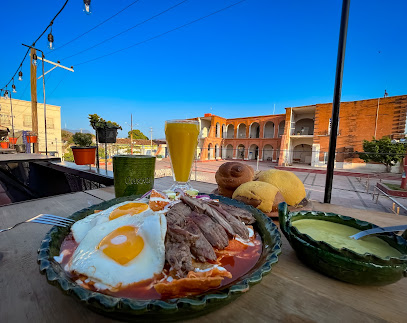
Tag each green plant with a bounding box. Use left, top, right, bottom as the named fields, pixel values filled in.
left=358, top=136, right=406, bottom=172
left=72, top=132, right=93, bottom=147
left=127, top=129, right=148, bottom=139
left=63, top=147, right=74, bottom=162
left=156, top=155, right=163, bottom=158
left=89, top=114, right=122, bottom=130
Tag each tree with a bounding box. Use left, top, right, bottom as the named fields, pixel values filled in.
left=61, top=130, right=74, bottom=144
left=63, top=147, right=74, bottom=162
left=128, top=129, right=148, bottom=140
left=358, top=136, right=406, bottom=172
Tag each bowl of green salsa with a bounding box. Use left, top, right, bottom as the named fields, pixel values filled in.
left=278, top=203, right=407, bottom=285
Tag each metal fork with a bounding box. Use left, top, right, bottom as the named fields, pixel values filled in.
left=0, top=214, right=75, bottom=233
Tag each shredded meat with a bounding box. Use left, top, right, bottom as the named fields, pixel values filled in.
left=189, top=212, right=229, bottom=249
left=166, top=202, right=192, bottom=227
left=185, top=218, right=217, bottom=262
left=217, top=203, right=256, bottom=224
left=181, top=195, right=236, bottom=236
left=165, top=225, right=197, bottom=277
left=210, top=203, right=249, bottom=239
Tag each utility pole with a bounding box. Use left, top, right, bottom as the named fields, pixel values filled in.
left=30, top=48, right=39, bottom=153
left=130, top=114, right=133, bottom=155
left=150, top=127, right=153, bottom=156
left=25, top=44, right=74, bottom=155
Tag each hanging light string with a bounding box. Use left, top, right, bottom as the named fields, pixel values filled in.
left=0, top=0, right=70, bottom=92
left=48, top=0, right=140, bottom=54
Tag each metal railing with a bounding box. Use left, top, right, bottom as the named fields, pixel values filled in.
left=372, top=186, right=407, bottom=215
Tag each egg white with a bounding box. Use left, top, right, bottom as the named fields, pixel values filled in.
left=68, top=211, right=167, bottom=291
left=71, top=199, right=149, bottom=243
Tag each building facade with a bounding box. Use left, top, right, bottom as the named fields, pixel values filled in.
left=0, top=98, right=62, bottom=156
left=279, top=95, right=407, bottom=171
left=193, top=95, right=407, bottom=171
left=192, top=113, right=286, bottom=162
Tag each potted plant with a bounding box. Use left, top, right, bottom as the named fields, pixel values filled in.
left=89, top=114, right=122, bottom=143
left=26, top=132, right=38, bottom=143
left=71, top=132, right=96, bottom=165
left=9, top=136, right=18, bottom=145
left=0, top=140, right=8, bottom=149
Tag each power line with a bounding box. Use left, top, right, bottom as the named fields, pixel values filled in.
left=48, top=73, right=70, bottom=97
left=1, top=0, right=70, bottom=91
left=74, top=0, right=248, bottom=66
left=48, top=0, right=141, bottom=55
left=61, top=0, right=188, bottom=61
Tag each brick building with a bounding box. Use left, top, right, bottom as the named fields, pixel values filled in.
left=279, top=95, right=407, bottom=171
left=192, top=95, right=407, bottom=171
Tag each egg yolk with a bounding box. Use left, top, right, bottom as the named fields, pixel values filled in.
left=98, top=225, right=144, bottom=265
left=109, top=203, right=149, bottom=220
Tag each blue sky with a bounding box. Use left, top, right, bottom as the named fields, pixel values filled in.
left=1, top=0, right=406, bottom=138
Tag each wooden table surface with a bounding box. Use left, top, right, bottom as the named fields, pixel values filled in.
left=1, top=178, right=406, bottom=323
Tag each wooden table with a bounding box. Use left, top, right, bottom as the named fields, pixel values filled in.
left=1, top=178, right=406, bottom=322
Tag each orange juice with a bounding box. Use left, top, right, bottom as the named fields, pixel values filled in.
left=165, top=121, right=199, bottom=183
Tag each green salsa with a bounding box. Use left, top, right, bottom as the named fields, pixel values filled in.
left=292, top=219, right=402, bottom=259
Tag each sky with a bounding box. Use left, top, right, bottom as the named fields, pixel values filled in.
left=1, top=0, right=406, bottom=139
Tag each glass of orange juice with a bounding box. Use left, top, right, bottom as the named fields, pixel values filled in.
left=165, top=119, right=199, bottom=191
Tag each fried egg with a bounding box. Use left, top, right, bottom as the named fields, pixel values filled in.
left=68, top=211, right=167, bottom=291
left=71, top=199, right=149, bottom=243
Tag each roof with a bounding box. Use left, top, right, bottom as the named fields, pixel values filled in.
left=116, top=138, right=158, bottom=145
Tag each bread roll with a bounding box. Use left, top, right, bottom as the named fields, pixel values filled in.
left=232, top=181, right=284, bottom=213
left=215, top=162, right=254, bottom=198
left=254, top=169, right=306, bottom=206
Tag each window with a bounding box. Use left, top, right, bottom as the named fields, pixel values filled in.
left=24, top=115, right=31, bottom=127
left=46, top=117, right=54, bottom=129
left=0, top=113, right=10, bottom=126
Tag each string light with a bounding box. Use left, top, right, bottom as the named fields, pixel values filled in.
left=48, top=25, right=54, bottom=50
left=4, top=90, right=9, bottom=100
left=12, top=83, right=17, bottom=93
left=32, top=53, right=38, bottom=66
left=83, top=0, right=92, bottom=15
left=0, top=0, right=74, bottom=91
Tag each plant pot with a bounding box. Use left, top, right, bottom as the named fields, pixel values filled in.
left=0, top=142, right=8, bottom=149
left=71, top=146, right=97, bottom=165
left=97, top=128, right=118, bottom=143
left=27, top=135, right=38, bottom=143
left=9, top=137, right=17, bottom=145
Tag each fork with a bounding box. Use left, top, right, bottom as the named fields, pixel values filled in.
left=0, top=214, right=75, bottom=233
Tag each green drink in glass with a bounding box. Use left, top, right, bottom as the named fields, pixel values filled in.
left=113, top=155, right=156, bottom=198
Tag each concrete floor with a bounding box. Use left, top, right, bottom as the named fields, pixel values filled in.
left=98, top=158, right=407, bottom=215
left=156, top=159, right=407, bottom=216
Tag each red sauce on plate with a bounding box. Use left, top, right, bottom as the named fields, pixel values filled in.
left=58, top=231, right=262, bottom=300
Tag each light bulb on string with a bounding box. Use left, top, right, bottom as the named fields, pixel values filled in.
left=83, top=0, right=92, bottom=15
left=18, top=71, right=23, bottom=81
left=32, top=53, right=38, bottom=66
left=4, top=90, right=9, bottom=100
left=12, top=84, right=16, bottom=93
left=48, top=27, right=54, bottom=50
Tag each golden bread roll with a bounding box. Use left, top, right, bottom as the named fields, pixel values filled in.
left=232, top=181, right=284, bottom=213
left=215, top=162, right=254, bottom=198
left=254, top=169, right=306, bottom=206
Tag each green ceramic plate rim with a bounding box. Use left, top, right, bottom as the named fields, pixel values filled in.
left=281, top=207, right=407, bottom=264
left=37, top=193, right=281, bottom=317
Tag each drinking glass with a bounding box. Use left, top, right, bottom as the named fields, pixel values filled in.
left=165, top=119, right=199, bottom=191
left=113, top=155, right=155, bottom=197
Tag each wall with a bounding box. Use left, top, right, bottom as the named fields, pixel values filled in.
left=0, top=98, right=62, bottom=156
left=314, top=95, right=407, bottom=164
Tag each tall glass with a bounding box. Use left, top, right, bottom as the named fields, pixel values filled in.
left=165, top=119, right=199, bottom=191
